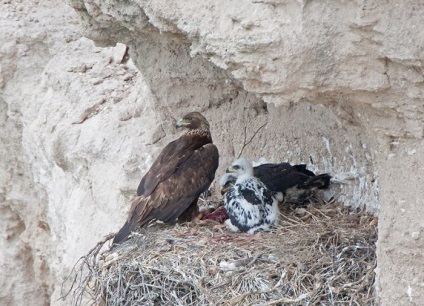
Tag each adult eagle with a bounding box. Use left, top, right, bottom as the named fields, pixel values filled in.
left=113, top=112, right=219, bottom=244
left=220, top=158, right=281, bottom=234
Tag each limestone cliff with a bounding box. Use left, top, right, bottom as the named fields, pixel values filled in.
left=1, top=0, right=423, bottom=305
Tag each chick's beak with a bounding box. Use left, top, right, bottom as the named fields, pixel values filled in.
left=220, top=185, right=230, bottom=195
left=226, top=167, right=236, bottom=173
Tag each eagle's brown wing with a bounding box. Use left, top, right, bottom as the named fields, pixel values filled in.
left=113, top=143, right=219, bottom=244
left=146, top=143, right=219, bottom=223
left=112, top=195, right=152, bottom=244
left=137, top=135, right=202, bottom=197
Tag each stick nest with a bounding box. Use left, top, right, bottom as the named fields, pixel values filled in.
left=62, top=201, right=377, bottom=305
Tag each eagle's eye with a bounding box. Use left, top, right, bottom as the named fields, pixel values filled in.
left=186, top=117, right=193, bottom=121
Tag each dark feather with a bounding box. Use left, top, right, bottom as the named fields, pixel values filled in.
left=112, top=220, right=136, bottom=246
left=114, top=112, right=218, bottom=244
left=253, top=163, right=331, bottom=192
left=292, top=164, right=316, bottom=177
left=239, top=186, right=263, bottom=205
left=137, top=136, right=200, bottom=197
left=298, top=173, right=332, bottom=190
left=253, top=163, right=311, bottom=192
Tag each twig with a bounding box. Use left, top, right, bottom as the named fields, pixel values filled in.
left=60, top=233, right=114, bottom=303
left=61, top=202, right=376, bottom=306
left=237, top=122, right=267, bottom=158
left=266, top=292, right=313, bottom=305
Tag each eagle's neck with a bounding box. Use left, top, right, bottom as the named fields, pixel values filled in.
left=186, top=128, right=212, bottom=142
left=236, top=172, right=253, bottom=184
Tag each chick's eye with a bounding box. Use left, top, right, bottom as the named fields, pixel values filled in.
left=233, top=165, right=240, bottom=170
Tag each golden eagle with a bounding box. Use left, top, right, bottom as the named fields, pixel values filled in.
left=223, top=160, right=331, bottom=205
left=113, top=112, right=219, bottom=244
left=221, top=158, right=281, bottom=233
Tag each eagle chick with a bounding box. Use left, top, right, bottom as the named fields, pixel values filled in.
left=221, top=158, right=281, bottom=234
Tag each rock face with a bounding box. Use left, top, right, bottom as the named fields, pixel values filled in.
left=1, top=0, right=423, bottom=305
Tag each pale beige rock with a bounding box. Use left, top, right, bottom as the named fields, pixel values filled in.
left=1, top=0, right=424, bottom=305
left=68, top=2, right=424, bottom=304
left=1, top=1, right=163, bottom=305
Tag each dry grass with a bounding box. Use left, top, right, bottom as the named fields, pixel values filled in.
left=62, top=200, right=377, bottom=305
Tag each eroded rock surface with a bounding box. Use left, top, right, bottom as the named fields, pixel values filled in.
left=1, top=0, right=423, bottom=305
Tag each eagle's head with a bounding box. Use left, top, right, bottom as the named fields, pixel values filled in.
left=176, top=112, right=210, bottom=132
left=219, top=173, right=237, bottom=195
left=226, top=158, right=254, bottom=177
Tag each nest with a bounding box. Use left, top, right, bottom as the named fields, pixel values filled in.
left=62, top=200, right=377, bottom=305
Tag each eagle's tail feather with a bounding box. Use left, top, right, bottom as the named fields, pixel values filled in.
left=113, top=221, right=136, bottom=244
left=292, top=164, right=316, bottom=177
left=300, top=174, right=332, bottom=190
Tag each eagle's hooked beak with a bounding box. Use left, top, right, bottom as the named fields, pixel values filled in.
left=219, top=173, right=237, bottom=195
left=226, top=166, right=236, bottom=173
left=176, top=118, right=190, bottom=128
left=220, top=184, right=231, bottom=195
